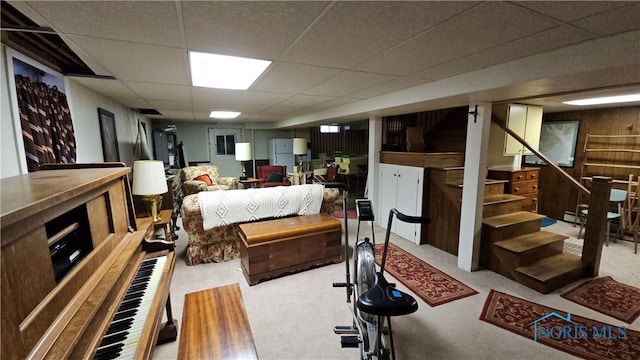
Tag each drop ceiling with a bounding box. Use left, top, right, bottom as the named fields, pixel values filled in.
left=4, top=1, right=640, bottom=128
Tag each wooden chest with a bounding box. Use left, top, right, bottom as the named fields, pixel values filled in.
left=238, top=214, right=342, bottom=285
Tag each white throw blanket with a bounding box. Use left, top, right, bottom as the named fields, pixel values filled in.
left=199, top=184, right=324, bottom=230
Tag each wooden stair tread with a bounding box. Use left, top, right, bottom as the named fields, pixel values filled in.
left=483, top=211, right=546, bottom=228
left=494, top=231, right=568, bottom=253
left=516, top=253, right=585, bottom=282
left=446, top=179, right=509, bottom=188
left=484, top=194, right=525, bottom=205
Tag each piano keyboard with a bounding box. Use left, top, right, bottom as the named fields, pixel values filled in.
left=94, top=256, right=167, bottom=360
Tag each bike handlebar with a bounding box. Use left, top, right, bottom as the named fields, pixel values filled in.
left=391, top=208, right=431, bottom=224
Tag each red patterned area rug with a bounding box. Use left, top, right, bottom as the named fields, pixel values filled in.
left=480, top=290, right=640, bottom=360
left=561, top=276, right=640, bottom=324
left=374, top=243, right=477, bottom=307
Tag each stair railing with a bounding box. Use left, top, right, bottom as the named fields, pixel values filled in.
left=492, top=118, right=610, bottom=276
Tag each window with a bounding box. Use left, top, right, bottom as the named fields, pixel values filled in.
left=215, top=134, right=236, bottom=155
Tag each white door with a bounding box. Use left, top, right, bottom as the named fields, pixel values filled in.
left=208, top=128, right=242, bottom=176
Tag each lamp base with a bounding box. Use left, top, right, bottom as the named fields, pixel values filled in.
left=141, top=194, right=163, bottom=222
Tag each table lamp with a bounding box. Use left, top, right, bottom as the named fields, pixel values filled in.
left=293, top=138, right=307, bottom=173
left=235, top=142, right=252, bottom=179
left=132, top=160, right=168, bottom=223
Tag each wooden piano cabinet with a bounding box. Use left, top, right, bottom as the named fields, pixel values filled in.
left=0, top=168, right=140, bottom=359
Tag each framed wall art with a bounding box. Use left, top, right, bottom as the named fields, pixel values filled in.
left=98, top=108, right=120, bottom=162
left=525, top=120, right=579, bottom=167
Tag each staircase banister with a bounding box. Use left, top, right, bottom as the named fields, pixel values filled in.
left=492, top=117, right=590, bottom=197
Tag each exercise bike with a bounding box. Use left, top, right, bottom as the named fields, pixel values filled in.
left=327, top=183, right=430, bottom=360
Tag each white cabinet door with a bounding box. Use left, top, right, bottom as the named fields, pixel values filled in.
left=377, top=164, right=423, bottom=244
left=395, top=165, right=423, bottom=243
left=504, top=104, right=543, bottom=155
left=504, top=104, right=528, bottom=155
left=378, top=164, right=398, bottom=230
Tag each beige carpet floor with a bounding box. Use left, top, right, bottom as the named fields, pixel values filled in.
left=153, top=217, right=639, bottom=359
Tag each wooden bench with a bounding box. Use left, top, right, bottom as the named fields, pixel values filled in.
left=238, top=213, right=342, bottom=285
left=177, top=284, right=258, bottom=359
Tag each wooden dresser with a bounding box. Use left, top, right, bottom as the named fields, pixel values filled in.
left=488, top=167, right=540, bottom=212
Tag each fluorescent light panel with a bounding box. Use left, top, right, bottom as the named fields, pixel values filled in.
left=190, top=51, right=271, bottom=90
left=563, top=93, right=640, bottom=106
left=210, top=111, right=240, bottom=119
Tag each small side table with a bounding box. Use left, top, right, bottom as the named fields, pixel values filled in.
left=152, top=209, right=175, bottom=241
left=239, top=178, right=260, bottom=189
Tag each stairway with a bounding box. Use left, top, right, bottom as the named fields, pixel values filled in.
left=428, top=167, right=587, bottom=294
left=481, top=195, right=587, bottom=294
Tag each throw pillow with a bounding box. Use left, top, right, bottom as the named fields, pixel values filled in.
left=193, top=174, right=213, bottom=186
left=266, top=171, right=283, bottom=182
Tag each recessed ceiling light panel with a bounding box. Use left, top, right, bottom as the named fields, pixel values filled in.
left=210, top=111, right=241, bottom=119
left=563, top=93, right=640, bottom=106
left=190, top=51, right=271, bottom=90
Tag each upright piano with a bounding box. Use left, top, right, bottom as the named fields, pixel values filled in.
left=1, top=167, right=177, bottom=359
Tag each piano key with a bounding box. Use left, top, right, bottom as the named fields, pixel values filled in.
left=94, top=256, right=166, bottom=359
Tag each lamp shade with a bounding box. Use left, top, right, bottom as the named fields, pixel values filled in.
left=235, top=142, right=252, bottom=161
left=132, top=160, right=168, bottom=195
left=293, top=138, right=307, bottom=155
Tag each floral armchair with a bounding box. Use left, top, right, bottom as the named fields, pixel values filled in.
left=180, top=165, right=239, bottom=196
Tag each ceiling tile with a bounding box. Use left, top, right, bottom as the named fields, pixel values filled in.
left=278, top=94, right=334, bottom=107
left=412, top=24, right=596, bottom=80
left=281, top=1, right=477, bottom=68
left=126, top=82, right=191, bottom=102
left=348, top=77, right=429, bottom=99
left=16, top=1, right=183, bottom=47
left=181, top=1, right=327, bottom=59
left=190, top=87, right=243, bottom=104
left=303, top=71, right=396, bottom=97
left=516, top=1, right=630, bottom=22
left=571, top=3, right=640, bottom=36
left=69, top=37, right=190, bottom=84
left=354, top=1, right=561, bottom=76
left=251, top=62, right=341, bottom=93
left=69, top=77, right=140, bottom=99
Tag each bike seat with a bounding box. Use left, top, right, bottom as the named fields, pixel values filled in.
left=357, top=272, right=418, bottom=316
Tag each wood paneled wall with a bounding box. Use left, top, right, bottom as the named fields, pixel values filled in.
left=537, top=106, right=640, bottom=219
left=310, top=126, right=368, bottom=158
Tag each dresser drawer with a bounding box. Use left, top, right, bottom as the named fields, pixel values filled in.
left=511, top=180, right=538, bottom=195
left=520, top=194, right=538, bottom=208
left=509, top=169, right=539, bottom=182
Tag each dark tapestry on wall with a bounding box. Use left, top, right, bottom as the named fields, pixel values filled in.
left=14, top=75, right=76, bottom=171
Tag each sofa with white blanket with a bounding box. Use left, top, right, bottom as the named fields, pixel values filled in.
left=181, top=184, right=340, bottom=265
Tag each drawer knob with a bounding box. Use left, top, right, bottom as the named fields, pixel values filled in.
left=517, top=175, right=523, bottom=180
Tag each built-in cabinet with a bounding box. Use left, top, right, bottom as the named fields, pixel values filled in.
left=503, top=104, right=543, bottom=155
left=378, top=164, right=426, bottom=244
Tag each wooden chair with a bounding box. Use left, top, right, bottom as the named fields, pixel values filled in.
left=625, top=174, right=639, bottom=254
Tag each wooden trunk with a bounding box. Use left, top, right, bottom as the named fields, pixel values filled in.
left=238, top=214, right=342, bottom=285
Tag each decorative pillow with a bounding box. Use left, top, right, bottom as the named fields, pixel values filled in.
left=193, top=174, right=213, bottom=186
left=266, top=171, right=283, bottom=182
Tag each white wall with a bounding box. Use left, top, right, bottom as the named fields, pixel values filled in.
left=1, top=45, right=150, bottom=179
left=1, top=46, right=22, bottom=178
